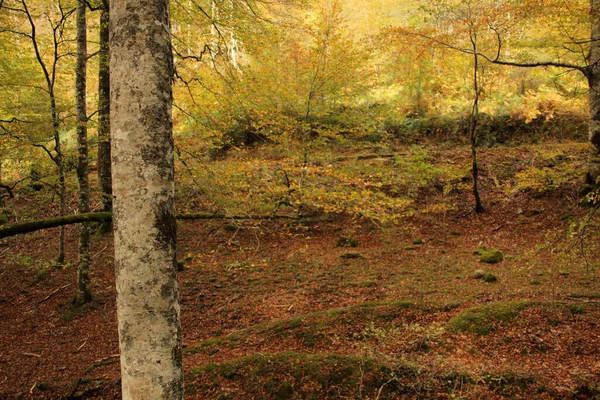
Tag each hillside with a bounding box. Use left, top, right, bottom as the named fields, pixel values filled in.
left=1, top=141, right=599, bottom=399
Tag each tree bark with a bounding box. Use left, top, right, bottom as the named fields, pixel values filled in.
left=73, top=0, right=91, bottom=306
left=97, top=4, right=112, bottom=213
left=110, top=0, right=183, bottom=398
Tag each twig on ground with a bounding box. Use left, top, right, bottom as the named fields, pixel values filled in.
left=91, top=245, right=109, bottom=260
left=23, top=352, right=42, bottom=358
left=94, top=354, right=119, bottom=364
left=75, top=341, right=87, bottom=353
left=38, top=284, right=70, bottom=304
left=564, top=296, right=600, bottom=303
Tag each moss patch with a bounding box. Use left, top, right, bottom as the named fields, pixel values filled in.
left=191, top=352, right=465, bottom=399
left=474, top=247, right=504, bottom=264
left=446, top=301, right=530, bottom=335
left=185, top=300, right=419, bottom=355
left=190, top=351, right=545, bottom=399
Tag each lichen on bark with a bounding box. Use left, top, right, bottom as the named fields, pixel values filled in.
left=110, top=0, right=183, bottom=398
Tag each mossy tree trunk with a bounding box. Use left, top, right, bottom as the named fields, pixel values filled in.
left=73, top=0, right=91, bottom=306
left=97, top=1, right=112, bottom=214
left=111, top=0, right=183, bottom=397
left=586, top=0, right=600, bottom=184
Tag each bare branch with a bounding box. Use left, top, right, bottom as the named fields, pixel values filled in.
left=396, top=28, right=586, bottom=75
left=32, top=142, right=58, bottom=164
left=86, top=50, right=100, bottom=60
left=0, top=117, right=29, bottom=124
left=80, top=0, right=103, bottom=12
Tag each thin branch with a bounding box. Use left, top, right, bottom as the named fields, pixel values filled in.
left=80, top=0, right=103, bottom=12
left=86, top=50, right=99, bottom=60
left=0, top=117, right=29, bottom=124
left=398, top=28, right=587, bottom=74
left=32, top=143, right=58, bottom=164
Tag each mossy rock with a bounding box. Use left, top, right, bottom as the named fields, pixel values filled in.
left=471, top=269, right=486, bottom=279
left=474, top=247, right=503, bottom=264
left=483, top=273, right=498, bottom=283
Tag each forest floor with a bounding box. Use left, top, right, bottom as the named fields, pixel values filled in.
left=1, top=141, right=600, bottom=399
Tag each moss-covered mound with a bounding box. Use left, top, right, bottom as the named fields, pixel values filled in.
left=189, top=352, right=474, bottom=399
left=446, top=301, right=530, bottom=335
left=187, top=351, right=550, bottom=399
left=186, top=301, right=423, bottom=355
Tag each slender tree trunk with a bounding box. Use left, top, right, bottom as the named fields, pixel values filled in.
left=590, top=0, right=600, bottom=150
left=0, top=157, right=3, bottom=204
left=97, top=4, right=112, bottom=213
left=51, top=95, right=66, bottom=266
left=110, top=0, right=183, bottom=398
left=469, top=30, right=484, bottom=213
left=73, top=0, right=91, bottom=306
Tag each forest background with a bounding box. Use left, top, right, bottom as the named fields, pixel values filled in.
left=0, top=0, right=591, bottom=220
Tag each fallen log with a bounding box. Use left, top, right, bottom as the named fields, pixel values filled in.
left=0, top=211, right=298, bottom=239
left=176, top=212, right=297, bottom=220
left=0, top=212, right=112, bottom=239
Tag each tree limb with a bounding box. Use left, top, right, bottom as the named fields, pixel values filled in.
left=0, top=211, right=298, bottom=238
left=0, top=183, right=14, bottom=199
left=0, top=212, right=112, bottom=238
left=394, top=28, right=587, bottom=75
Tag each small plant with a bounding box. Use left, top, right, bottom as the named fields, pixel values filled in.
left=337, top=236, right=359, bottom=247
left=36, top=268, right=49, bottom=281
left=566, top=304, right=586, bottom=315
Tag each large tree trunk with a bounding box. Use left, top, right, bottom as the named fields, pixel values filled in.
left=110, top=0, right=183, bottom=398
left=97, top=4, right=111, bottom=213
left=73, top=0, right=91, bottom=306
